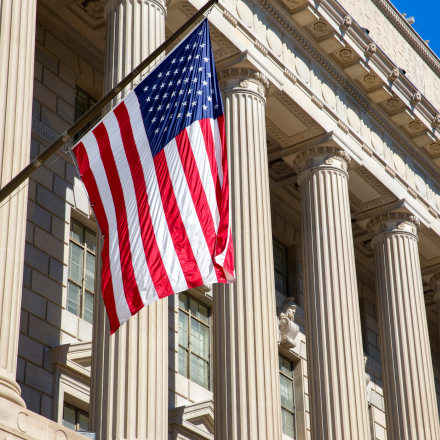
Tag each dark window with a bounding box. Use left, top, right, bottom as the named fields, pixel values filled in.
left=178, top=292, right=211, bottom=389
left=67, top=219, right=96, bottom=323
left=279, top=354, right=296, bottom=438
left=74, top=87, right=98, bottom=141
left=273, top=240, right=288, bottom=295
left=62, top=401, right=89, bottom=432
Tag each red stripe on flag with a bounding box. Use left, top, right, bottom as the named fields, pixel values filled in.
left=215, top=115, right=230, bottom=255
left=93, top=123, right=144, bottom=314
left=175, top=128, right=226, bottom=283
left=153, top=148, right=204, bottom=288
left=198, top=119, right=222, bottom=212
left=113, top=102, right=173, bottom=299
left=73, top=142, right=120, bottom=332
left=224, top=227, right=235, bottom=281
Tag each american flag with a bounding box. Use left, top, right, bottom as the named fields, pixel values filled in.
left=73, top=19, right=234, bottom=333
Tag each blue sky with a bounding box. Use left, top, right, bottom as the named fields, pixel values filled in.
left=390, top=1, right=440, bottom=57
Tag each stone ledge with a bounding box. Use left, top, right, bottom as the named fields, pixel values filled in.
left=0, top=398, right=87, bottom=439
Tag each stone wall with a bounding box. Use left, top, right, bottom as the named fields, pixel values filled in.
left=17, top=19, right=102, bottom=419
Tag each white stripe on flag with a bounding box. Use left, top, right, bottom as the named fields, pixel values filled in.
left=212, top=119, right=223, bottom=188
left=164, top=137, right=217, bottom=285
left=103, top=112, right=157, bottom=305
left=81, top=131, right=132, bottom=323
left=186, top=121, right=220, bottom=228
left=124, top=92, right=188, bottom=292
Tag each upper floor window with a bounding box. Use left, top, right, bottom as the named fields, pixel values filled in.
left=273, top=240, right=288, bottom=296
left=67, top=219, right=96, bottom=323
left=74, top=87, right=97, bottom=141
left=178, top=292, right=211, bottom=390
left=280, top=354, right=296, bottom=438
left=62, top=401, right=89, bottom=433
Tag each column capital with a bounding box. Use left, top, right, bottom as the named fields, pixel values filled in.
left=218, top=68, right=269, bottom=99
left=367, top=211, right=420, bottom=243
left=293, top=146, right=351, bottom=184
left=105, top=0, right=167, bottom=16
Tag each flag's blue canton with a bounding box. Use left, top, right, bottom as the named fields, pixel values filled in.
left=135, top=20, right=223, bottom=158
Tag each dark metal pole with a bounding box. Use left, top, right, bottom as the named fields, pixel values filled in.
left=0, top=0, right=218, bottom=204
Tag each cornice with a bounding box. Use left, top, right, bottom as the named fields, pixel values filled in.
left=371, top=0, right=440, bottom=78
left=255, top=0, right=440, bottom=182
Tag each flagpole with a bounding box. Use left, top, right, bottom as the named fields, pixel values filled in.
left=0, top=0, right=218, bottom=204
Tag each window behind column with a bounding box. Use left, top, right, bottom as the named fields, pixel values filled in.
left=279, top=354, right=296, bottom=438
left=273, top=239, right=288, bottom=296
left=62, top=401, right=89, bottom=433
left=67, top=220, right=96, bottom=323
left=178, top=292, right=211, bottom=390
left=74, top=87, right=98, bottom=141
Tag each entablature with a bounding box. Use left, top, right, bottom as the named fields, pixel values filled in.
left=170, top=0, right=440, bottom=242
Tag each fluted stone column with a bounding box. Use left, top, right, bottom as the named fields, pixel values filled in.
left=0, top=0, right=37, bottom=407
left=369, top=212, right=440, bottom=439
left=213, top=68, right=282, bottom=440
left=294, top=147, right=370, bottom=440
left=91, top=1, right=168, bottom=439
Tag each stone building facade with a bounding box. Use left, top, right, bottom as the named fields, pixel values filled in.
left=1, top=0, right=440, bottom=439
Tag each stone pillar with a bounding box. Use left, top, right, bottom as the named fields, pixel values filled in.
left=213, top=69, right=282, bottom=440
left=369, top=212, right=440, bottom=439
left=0, top=0, right=37, bottom=407
left=294, top=147, right=370, bottom=440
left=91, top=1, right=168, bottom=439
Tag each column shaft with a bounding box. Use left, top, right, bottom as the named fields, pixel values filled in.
left=370, top=214, right=440, bottom=439
left=295, top=147, right=370, bottom=440
left=214, top=70, right=282, bottom=440
left=0, top=0, right=37, bottom=406
left=91, top=1, right=168, bottom=438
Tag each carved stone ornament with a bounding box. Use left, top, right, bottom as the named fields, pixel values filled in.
left=339, top=48, right=353, bottom=61
left=252, top=71, right=270, bottom=91
left=411, top=91, right=422, bottom=106
left=428, top=142, right=440, bottom=155
left=365, top=42, right=377, bottom=57
left=313, top=21, right=328, bottom=34
left=430, top=273, right=440, bottom=297
left=363, top=73, right=377, bottom=87
left=80, top=0, right=105, bottom=20
left=278, top=301, right=300, bottom=349
left=342, top=15, right=352, bottom=29
left=432, top=114, right=440, bottom=128
left=270, top=159, right=292, bottom=176
left=389, top=68, right=400, bottom=82
left=386, top=97, right=400, bottom=109
left=408, top=120, right=422, bottom=131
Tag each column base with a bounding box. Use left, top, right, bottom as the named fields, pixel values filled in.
left=0, top=371, right=25, bottom=407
